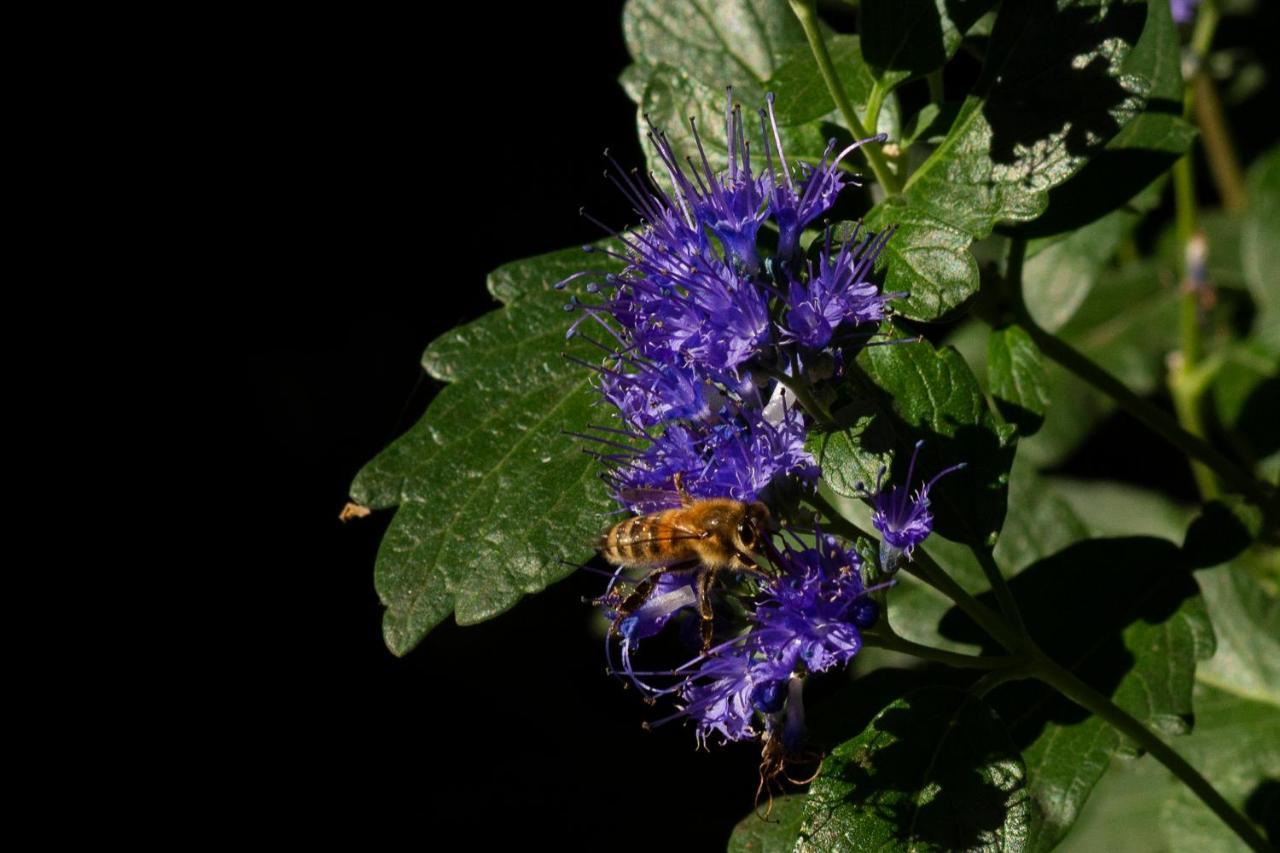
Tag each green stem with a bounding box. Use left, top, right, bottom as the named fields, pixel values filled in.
left=1186, top=1, right=1244, bottom=213
left=974, top=545, right=1025, bottom=633
left=806, top=490, right=1025, bottom=654
left=864, top=83, right=885, bottom=141
left=1004, top=238, right=1270, bottom=505
left=787, top=0, right=902, bottom=195
left=810, top=479, right=1266, bottom=848
left=1032, top=655, right=1272, bottom=853
left=863, top=630, right=1017, bottom=670
left=971, top=665, right=1032, bottom=699
left=908, top=548, right=1027, bottom=654
left=1168, top=0, right=1228, bottom=500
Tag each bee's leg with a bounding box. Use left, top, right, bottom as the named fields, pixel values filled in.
left=673, top=471, right=693, bottom=507
left=697, top=567, right=718, bottom=653
left=732, top=553, right=774, bottom=582
left=611, top=561, right=698, bottom=637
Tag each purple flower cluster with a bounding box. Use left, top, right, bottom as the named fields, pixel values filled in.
left=612, top=532, right=883, bottom=748
left=563, top=89, right=896, bottom=507
left=572, top=90, right=961, bottom=753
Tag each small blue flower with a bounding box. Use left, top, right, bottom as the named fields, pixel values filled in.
left=761, top=92, right=885, bottom=261
left=672, top=644, right=795, bottom=746
left=753, top=532, right=875, bottom=674
left=781, top=225, right=896, bottom=349
left=606, top=400, right=817, bottom=511
left=870, top=441, right=966, bottom=569
left=647, top=94, right=771, bottom=273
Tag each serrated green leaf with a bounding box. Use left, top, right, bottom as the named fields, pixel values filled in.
left=349, top=246, right=618, bottom=654
left=728, top=795, right=805, bottom=853
left=636, top=66, right=845, bottom=196
left=799, top=688, right=1030, bottom=852
left=988, top=324, right=1051, bottom=436
left=865, top=200, right=980, bottom=320
left=623, top=1, right=884, bottom=185
left=859, top=0, right=998, bottom=91
left=865, top=0, right=1152, bottom=321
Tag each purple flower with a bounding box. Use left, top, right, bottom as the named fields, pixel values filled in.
left=761, top=93, right=885, bottom=261
left=753, top=532, right=876, bottom=673
left=671, top=644, right=795, bottom=746
left=870, top=441, right=966, bottom=568
left=605, top=401, right=817, bottom=511
left=647, top=94, right=770, bottom=273
left=781, top=225, right=896, bottom=349
left=596, top=353, right=710, bottom=429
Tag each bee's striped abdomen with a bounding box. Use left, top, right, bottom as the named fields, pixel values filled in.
left=600, top=509, right=689, bottom=566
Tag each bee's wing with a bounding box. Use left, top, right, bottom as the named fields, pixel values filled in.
left=614, top=484, right=685, bottom=514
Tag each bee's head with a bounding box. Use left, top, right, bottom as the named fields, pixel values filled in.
left=734, top=501, right=774, bottom=554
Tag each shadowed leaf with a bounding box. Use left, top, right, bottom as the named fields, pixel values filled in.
left=800, top=688, right=1030, bottom=852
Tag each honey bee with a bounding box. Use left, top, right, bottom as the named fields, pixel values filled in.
left=598, top=473, right=774, bottom=651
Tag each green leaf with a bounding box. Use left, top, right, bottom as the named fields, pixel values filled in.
left=902, top=0, right=1148, bottom=236
left=1242, top=146, right=1280, bottom=318
left=987, top=324, right=1050, bottom=436
left=1059, top=525, right=1279, bottom=851
left=1022, top=203, right=1147, bottom=332
left=766, top=34, right=901, bottom=139
left=799, top=688, right=1030, bottom=852
left=851, top=323, right=1016, bottom=548
left=865, top=200, right=980, bottom=321
left=637, top=65, right=840, bottom=190
left=1059, top=683, right=1280, bottom=853
left=622, top=1, right=890, bottom=183
left=1022, top=258, right=1180, bottom=466
left=1020, top=0, right=1194, bottom=236
left=728, top=795, right=806, bottom=853
left=1211, top=340, right=1280, bottom=470
left=859, top=0, right=998, bottom=91
left=1159, top=684, right=1280, bottom=852
left=1195, top=561, right=1280, bottom=708
left=966, top=537, right=1217, bottom=852
left=622, top=0, right=805, bottom=103
left=891, top=457, right=1089, bottom=653
left=1046, top=477, right=1192, bottom=541
left=866, top=0, right=1152, bottom=321
left=349, top=246, right=618, bottom=654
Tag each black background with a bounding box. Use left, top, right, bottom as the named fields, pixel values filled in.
left=240, top=2, right=1275, bottom=848
left=242, top=2, right=766, bottom=848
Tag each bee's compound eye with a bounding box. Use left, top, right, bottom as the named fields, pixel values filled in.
left=738, top=521, right=756, bottom=548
